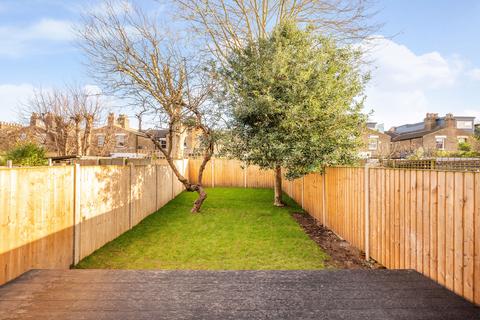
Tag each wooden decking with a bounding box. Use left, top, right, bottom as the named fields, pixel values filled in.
left=0, top=269, right=478, bottom=320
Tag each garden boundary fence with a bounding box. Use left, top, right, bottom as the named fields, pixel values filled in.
left=0, top=160, right=188, bottom=285
left=188, top=158, right=480, bottom=305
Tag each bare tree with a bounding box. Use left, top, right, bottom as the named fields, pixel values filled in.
left=174, top=0, right=379, bottom=62
left=24, top=86, right=105, bottom=156
left=77, top=1, right=217, bottom=212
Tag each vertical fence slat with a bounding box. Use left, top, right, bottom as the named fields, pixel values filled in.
left=453, top=172, right=464, bottom=296
left=437, top=171, right=446, bottom=286
left=445, top=171, right=455, bottom=291
left=474, top=173, right=480, bottom=305
left=463, top=172, right=475, bottom=302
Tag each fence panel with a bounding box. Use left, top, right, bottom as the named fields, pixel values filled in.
left=213, top=159, right=245, bottom=187
left=324, top=167, right=365, bottom=251
left=188, top=158, right=274, bottom=188
left=79, top=166, right=131, bottom=260
left=302, top=173, right=325, bottom=225
left=0, top=167, right=74, bottom=285
left=131, top=165, right=157, bottom=226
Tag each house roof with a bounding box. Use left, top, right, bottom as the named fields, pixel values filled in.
left=388, top=115, right=475, bottom=142
left=145, top=129, right=169, bottom=139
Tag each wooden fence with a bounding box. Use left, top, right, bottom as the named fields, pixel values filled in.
left=188, top=159, right=480, bottom=305
left=188, top=158, right=275, bottom=188
left=0, top=160, right=188, bottom=285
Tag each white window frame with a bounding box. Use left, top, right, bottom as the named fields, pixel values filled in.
left=97, top=134, right=105, bottom=147
left=115, top=134, right=126, bottom=148
left=457, top=120, right=473, bottom=129
left=368, top=135, right=379, bottom=151
left=435, top=135, right=446, bottom=150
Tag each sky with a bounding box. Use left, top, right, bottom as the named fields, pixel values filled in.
left=0, top=0, right=479, bottom=130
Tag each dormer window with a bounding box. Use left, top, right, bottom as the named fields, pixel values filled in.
left=457, top=120, right=473, bottom=129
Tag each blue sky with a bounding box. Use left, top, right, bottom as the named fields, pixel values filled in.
left=0, top=0, right=479, bottom=129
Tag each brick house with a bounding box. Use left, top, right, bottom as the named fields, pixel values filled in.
left=87, top=113, right=202, bottom=158
left=387, top=113, right=476, bottom=157
left=0, top=119, right=56, bottom=155
left=358, top=122, right=392, bottom=159
left=90, top=113, right=155, bottom=157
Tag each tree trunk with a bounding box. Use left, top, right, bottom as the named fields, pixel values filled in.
left=191, top=184, right=207, bottom=213
left=75, top=120, right=82, bottom=156
left=83, top=115, right=93, bottom=156
left=273, top=165, right=284, bottom=207
left=144, top=129, right=213, bottom=213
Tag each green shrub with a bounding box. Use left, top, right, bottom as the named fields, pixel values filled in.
left=5, top=143, right=48, bottom=166
left=458, top=141, right=472, bottom=152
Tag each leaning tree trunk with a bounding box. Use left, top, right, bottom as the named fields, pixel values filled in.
left=189, top=150, right=212, bottom=213
left=273, top=165, right=285, bottom=207
left=145, top=130, right=212, bottom=213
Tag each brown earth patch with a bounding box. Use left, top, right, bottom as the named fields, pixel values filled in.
left=292, top=212, right=384, bottom=270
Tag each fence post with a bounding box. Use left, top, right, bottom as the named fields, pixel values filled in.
left=155, top=164, right=158, bottom=209
left=301, top=176, right=305, bottom=209
left=322, top=168, right=327, bottom=227
left=171, top=162, right=175, bottom=199
left=129, top=163, right=134, bottom=229
left=73, top=164, right=81, bottom=265
left=364, top=165, right=370, bottom=261
left=211, top=158, right=215, bottom=188
left=243, top=163, right=247, bottom=188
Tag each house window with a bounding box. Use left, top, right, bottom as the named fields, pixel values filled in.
left=97, top=134, right=105, bottom=147
left=368, top=135, right=379, bottom=151
left=457, top=136, right=468, bottom=144
left=457, top=120, right=473, bottom=129
left=435, top=136, right=446, bottom=150
left=159, top=138, right=167, bottom=149
left=115, top=134, right=126, bottom=148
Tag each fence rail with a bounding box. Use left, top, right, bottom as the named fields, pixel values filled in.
left=382, top=158, right=480, bottom=171
left=188, top=158, right=480, bottom=305
left=0, top=160, right=188, bottom=285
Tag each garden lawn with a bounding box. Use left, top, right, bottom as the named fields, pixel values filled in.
left=75, top=188, right=329, bottom=270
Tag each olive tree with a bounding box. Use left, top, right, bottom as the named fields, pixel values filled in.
left=219, top=23, right=368, bottom=206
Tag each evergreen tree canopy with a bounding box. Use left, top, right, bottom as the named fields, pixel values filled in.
left=220, top=22, right=368, bottom=179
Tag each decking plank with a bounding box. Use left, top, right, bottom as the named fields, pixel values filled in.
left=0, top=270, right=478, bottom=320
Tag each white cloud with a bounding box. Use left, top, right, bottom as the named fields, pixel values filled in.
left=83, top=84, right=103, bottom=95
left=467, top=68, right=480, bottom=81
left=0, top=84, right=35, bottom=123
left=0, top=18, right=73, bottom=57
left=362, top=36, right=468, bottom=129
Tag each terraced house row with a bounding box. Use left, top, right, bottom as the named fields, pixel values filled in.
left=0, top=113, right=201, bottom=159
left=360, top=113, right=479, bottom=158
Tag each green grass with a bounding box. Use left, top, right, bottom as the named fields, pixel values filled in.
left=75, top=188, right=329, bottom=270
